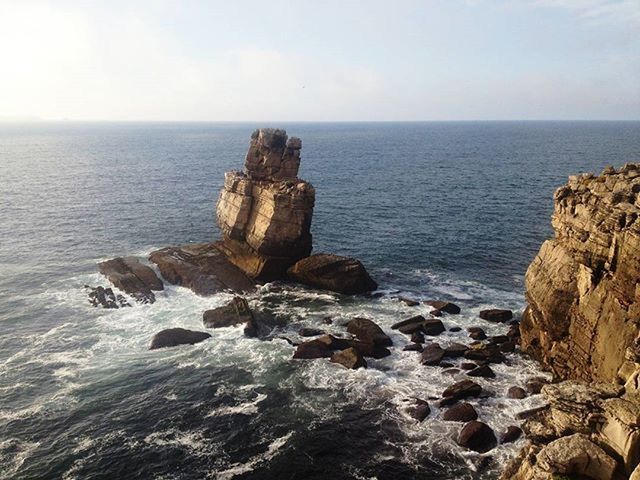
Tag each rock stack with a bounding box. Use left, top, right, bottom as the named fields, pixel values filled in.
left=503, top=163, right=640, bottom=480
left=216, top=128, right=315, bottom=280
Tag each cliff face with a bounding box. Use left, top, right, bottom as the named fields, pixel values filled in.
left=216, top=128, right=315, bottom=280
left=521, top=163, right=640, bottom=383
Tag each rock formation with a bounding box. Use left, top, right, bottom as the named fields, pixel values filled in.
left=216, top=128, right=315, bottom=280
left=287, top=254, right=378, bottom=294
left=503, top=164, right=640, bottom=480
left=98, top=256, right=164, bottom=303
left=149, top=328, right=211, bottom=350
left=520, top=163, right=640, bottom=382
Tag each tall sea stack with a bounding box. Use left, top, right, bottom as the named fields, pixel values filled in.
left=216, top=128, right=315, bottom=280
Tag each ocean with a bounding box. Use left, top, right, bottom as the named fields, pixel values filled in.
left=1, top=121, right=639, bottom=479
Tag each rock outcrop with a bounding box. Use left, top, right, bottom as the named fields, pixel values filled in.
left=149, top=328, right=211, bottom=350
left=520, top=164, right=640, bottom=382
left=98, top=257, right=163, bottom=303
left=216, top=128, right=315, bottom=280
left=503, top=164, right=640, bottom=480
left=287, top=254, right=378, bottom=294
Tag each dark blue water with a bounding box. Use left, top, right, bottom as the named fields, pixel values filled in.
left=1, top=121, right=639, bottom=480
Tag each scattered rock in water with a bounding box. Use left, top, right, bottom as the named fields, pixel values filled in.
left=479, top=308, right=513, bottom=323
left=499, top=341, right=516, bottom=353
left=425, top=301, right=461, bottom=314
left=287, top=253, right=378, bottom=294
left=149, top=244, right=255, bottom=295
left=346, top=318, right=392, bottom=347
left=507, top=386, right=527, bottom=399
left=149, top=328, right=211, bottom=350
left=500, top=426, right=523, bottom=444
left=460, top=362, right=478, bottom=370
left=526, top=376, right=550, bottom=394
left=457, top=420, right=497, bottom=453
left=464, top=345, right=506, bottom=364
left=444, top=343, right=468, bottom=358
left=506, top=323, right=521, bottom=339
left=440, top=362, right=455, bottom=368
left=468, top=327, right=487, bottom=341
left=86, top=285, right=130, bottom=308
left=299, top=327, right=326, bottom=337
left=442, top=380, right=483, bottom=403
left=449, top=326, right=462, bottom=332
left=443, top=402, right=478, bottom=422
left=421, top=343, right=445, bottom=366
left=330, top=347, right=367, bottom=369
left=294, top=334, right=389, bottom=360
left=409, top=399, right=431, bottom=422
left=489, top=335, right=510, bottom=345
left=98, top=256, right=164, bottom=303
left=392, top=315, right=427, bottom=334
left=423, top=318, right=446, bottom=336
left=467, top=365, right=496, bottom=378
left=293, top=338, right=334, bottom=359
left=403, top=343, right=423, bottom=352
left=430, top=309, right=443, bottom=317
left=411, top=331, right=425, bottom=344
left=443, top=368, right=461, bottom=375
left=397, top=296, right=420, bottom=307
left=203, top=296, right=253, bottom=328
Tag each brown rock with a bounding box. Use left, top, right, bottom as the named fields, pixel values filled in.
left=425, top=301, right=461, bottom=314
left=468, top=327, right=487, bottom=340
left=479, top=309, right=513, bottom=323
left=403, top=343, right=423, bottom=352
left=98, top=256, right=163, bottom=303
left=467, top=365, right=496, bottom=378
left=149, top=328, right=211, bottom=350
left=507, top=386, right=527, bottom=399
left=330, top=347, right=367, bottom=369
left=457, top=421, right=497, bottom=453
left=203, top=296, right=253, bottom=328
left=287, top=254, right=378, bottom=294
left=423, top=318, right=446, bottom=336
left=298, top=327, right=326, bottom=337
left=500, top=426, right=523, bottom=444
left=293, top=339, right=333, bottom=359
left=397, top=297, right=420, bottom=306
left=442, top=380, right=482, bottom=402
left=444, top=343, right=468, bottom=358
left=346, top=318, right=392, bottom=347
left=411, top=331, right=425, bottom=344
left=86, top=285, right=130, bottom=308
left=421, top=343, right=445, bottom=366
left=443, top=402, right=478, bottom=422
left=149, top=243, right=255, bottom=295
left=391, top=315, right=427, bottom=334
left=409, top=399, right=431, bottom=422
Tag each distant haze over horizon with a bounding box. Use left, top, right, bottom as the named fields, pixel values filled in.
left=1, top=0, right=638, bottom=122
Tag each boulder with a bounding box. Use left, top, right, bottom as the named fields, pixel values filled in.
left=443, top=402, right=478, bottom=422
left=500, top=426, right=523, bottom=444
left=444, top=343, right=468, bottom=358
left=479, top=309, right=513, bottom=323
left=98, top=256, right=163, bottom=303
left=203, top=296, right=254, bottom=328
left=287, top=254, right=378, bottom=294
left=346, top=318, right=392, bottom=347
left=468, top=327, right=487, bottom=340
left=464, top=345, right=506, bottom=364
left=409, top=399, right=431, bottom=422
left=457, top=421, right=497, bottom=453
left=423, top=318, right=446, bottom=336
left=507, top=386, right=527, bottom=399
left=460, top=362, right=478, bottom=370
left=391, top=315, right=427, bottom=334
left=293, top=339, right=333, bottom=359
left=397, top=297, right=420, bottom=307
left=421, top=343, right=445, bottom=366
left=403, top=343, right=423, bottom=352
left=449, top=326, right=462, bottom=332
left=425, top=301, right=461, bottom=314
left=330, top=347, right=367, bottom=369
left=467, top=365, right=496, bottom=378
left=149, top=244, right=255, bottom=295
left=442, top=380, right=482, bottom=402
left=411, top=331, right=425, bottom=344
left=299, top=327, right=326, bottom=337
left=535, top=434, right=618, bottom=479
left=525, top=376, right=550, bottom=394
left=86, top=285, right=130, bottom=308
left=149, top=328, right=211, bottom=350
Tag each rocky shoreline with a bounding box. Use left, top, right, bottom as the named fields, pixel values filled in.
left=87, top=130, right=640, bottom=479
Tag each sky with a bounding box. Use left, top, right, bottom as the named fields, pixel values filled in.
left=0, top=0, right=638, bottom=121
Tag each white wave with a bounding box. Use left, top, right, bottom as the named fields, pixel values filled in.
left=0, top=438, right=40, bottom=480
left=206, top=393, right=267, bottom=418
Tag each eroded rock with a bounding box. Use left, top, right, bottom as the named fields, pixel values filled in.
left=98, top=256, right=163, bottom=303
left=288, top=254, right=378, bottom=294
left=149, top=328, right=211, bottom=350
left=457, top=421, right=497, bottom=453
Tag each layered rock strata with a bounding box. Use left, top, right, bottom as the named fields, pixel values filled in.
left=97, top=256, right=163, bottom=303
left=521, top=164, right=640, bottom=382
left=503, top=164, right=640, bottom=480
left=216, top=128, right=315, bottom=280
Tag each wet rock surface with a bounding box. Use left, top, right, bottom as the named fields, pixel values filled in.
left=149, top=328, right=211, bottom=350
left=98, top=256, right=163, bottom=303
left=86, top=285, right=130, bottom=308
left=457, top=421, right=497, bottom=453
left=203, top=296, right=254, bottom=328
left=287, top=253, right=378, bottom=294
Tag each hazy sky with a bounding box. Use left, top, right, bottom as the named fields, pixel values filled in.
left=0, top=0, right=638, bottom=121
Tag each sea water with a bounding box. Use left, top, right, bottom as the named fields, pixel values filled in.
left=1, top=121, right=639, bottom=479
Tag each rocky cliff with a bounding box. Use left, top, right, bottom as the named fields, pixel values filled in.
left=503, top=163, right=640, bottom=480
left=521, top=163, right=640, bottom=383
left=216, top=128, right=315, bottom=280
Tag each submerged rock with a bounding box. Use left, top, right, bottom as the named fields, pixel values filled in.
left=149, top=244, right=255, bottom=295
left=149, top=328, right=211, bottom=350
left=409, top=399, right=431, bottom=422
left=500, top=426, right=523, bottom=444
left=457, top=421, right=497, bottom=453
left=98, top=256, right=163, bottom=303
left=86, top=285, right=130, bottom=308
left=298, top=327, right=326, bottom=337
left=287, top=254, right=378, bottom=294
left=330, top=347, right=367, bottom=369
